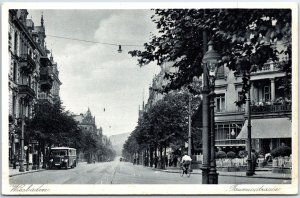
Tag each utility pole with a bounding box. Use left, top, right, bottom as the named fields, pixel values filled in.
left=188, top=94, right=192, bottom=157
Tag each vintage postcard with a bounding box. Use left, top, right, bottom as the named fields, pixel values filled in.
left=1, top=2, right=298, bottom=195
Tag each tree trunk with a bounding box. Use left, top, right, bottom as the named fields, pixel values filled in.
left=164, top=143, right=168, bottom=167
left=41, top=143, right=46, bottom=169
left=150, top=147, right=154, bottom=167
left=159, top=145, right=164, bottom=169
left=154, top=145, right=158, bottom=168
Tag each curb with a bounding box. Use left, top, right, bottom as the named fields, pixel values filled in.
left=154, top=169, right=291, bottom=180
left=9, top=168, right=47, bottom=177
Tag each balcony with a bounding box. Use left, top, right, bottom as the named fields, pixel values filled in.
left=251, top=103, right=291, bottom=114
left=40, top=66, right=53, bottom=91
left=19, top=54, right=36, bottom=75
left=252, top=62, right=280, bottom=74
left=38, top=92, right=53, bottom=103
left=40, top=56, right=52, bottom=67
left=215, top=139, right=246, bottom=146
left=18, top=84, right=36, bottom=99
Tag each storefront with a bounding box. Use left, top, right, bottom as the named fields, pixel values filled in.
left=236, top=117, right=292, bottom=155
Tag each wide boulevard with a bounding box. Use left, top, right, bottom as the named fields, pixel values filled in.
left=10, top=157, right=289, bottom=184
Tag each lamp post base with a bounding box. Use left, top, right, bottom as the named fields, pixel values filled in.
left=246, top=170, right=254, bottom=176
left=246, top=159, right=254, bottom=176
left=208, top=169, right=219, bottom=184
left=13, top=156, right=16, bottom=169
left=19, top=161, right=24, bottom=172
left=201, top=167, right=210, bottom=184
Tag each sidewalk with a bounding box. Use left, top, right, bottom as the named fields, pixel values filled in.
left=9, top=162, right=89, bottom=177
left=9, top=165, right=47, bottom=177
left=154, top=166, right=292, bottom=180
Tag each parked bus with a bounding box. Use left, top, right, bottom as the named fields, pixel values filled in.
left=49, top=147, right=77, bottom=169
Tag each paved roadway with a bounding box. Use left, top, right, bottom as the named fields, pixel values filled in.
left=10, top=157, right=289, bottom=184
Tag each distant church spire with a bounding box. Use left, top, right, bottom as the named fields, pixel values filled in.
left=50, top=49, right=53, bottom=62
left=142, top=90, right=145, bottom=110
left=41, top=12, right=44, bottom=27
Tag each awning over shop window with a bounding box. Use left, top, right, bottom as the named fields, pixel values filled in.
left=236, top=118, right=292, bottom=139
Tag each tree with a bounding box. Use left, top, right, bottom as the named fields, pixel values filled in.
left=122, top=90, right=201, bottom=169
left=27, top=100, right=80, bottom=148
left=271, top=145, right=291, bottom=157
left=26, top=100, right=81, bottom=167
left=129, top=9, right=291, bottom=104
left=227, top=151, right=236, bottom=166
left=216, top=151, right=227, bottom=166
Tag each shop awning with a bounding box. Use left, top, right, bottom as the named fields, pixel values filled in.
left=236, top=118, right=292, bottom=139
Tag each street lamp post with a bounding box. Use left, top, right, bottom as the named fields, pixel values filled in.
left=19, top=113, right=25, bottom=172
left=203, top=40, right=221, bottom=184
left=188, top=94, right=192, bottom=157
left=200, top=28, right=211, bottom=184
left=245, top=72, right=254, bottom=176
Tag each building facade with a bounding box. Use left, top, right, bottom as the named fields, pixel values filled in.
left=214, top=42, right=291, bottom=155
left=143, top=42, right=291, bottom=157
left=8, top=9, right=61, bottom=166
left=73, top=108, right=104, bottom=162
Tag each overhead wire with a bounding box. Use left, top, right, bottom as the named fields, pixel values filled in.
left=47, top=34, right=144, bottom=47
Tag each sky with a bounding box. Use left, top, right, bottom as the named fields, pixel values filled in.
left=28, top=9, right=161, bottom=136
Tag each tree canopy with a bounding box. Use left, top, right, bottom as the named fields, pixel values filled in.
left=122, top=91, right=202, bottom=162
left=26, top=100, right=116, bottom=161
left=26, top=100, right=79, bottom=147
left=129, top=9, right=292, bottom=103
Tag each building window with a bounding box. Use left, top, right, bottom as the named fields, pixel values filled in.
left=216, top=65, right=224, bottom=78
left=215, top=123, right=243, bottom=140
left=215, top=94, right=225, bottom=112
left=18, top=101, right=22, bottom=117
left=28, top=76, right=31, bottom=87
left=13, top=62, right=17, bottom=82
left=12, top=95, right=16, bottom=116
left=264, top=86, right=271, bottom=102
left=14, top=32, right=18, bottom=55
left=237, top=92, right=245, bottom=112
left=27, top=104, right=31, bottom=117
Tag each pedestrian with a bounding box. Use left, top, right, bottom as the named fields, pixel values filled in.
left=173, top=156, right=178, bottom=167
left=154, top=156, right=158, bottom=168
left=251, top=149, right=257, bottom=174
left=165, top=155, right=168, bottom=167
left=133, top=157, right=136, bottom=165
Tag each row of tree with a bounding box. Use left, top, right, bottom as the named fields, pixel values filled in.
left=24, top=100, right=115, bottom=166
left=122, top=91, right=201, bottom=169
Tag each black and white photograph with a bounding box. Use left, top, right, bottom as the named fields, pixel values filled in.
left=1, top=2, right=298, bottom=195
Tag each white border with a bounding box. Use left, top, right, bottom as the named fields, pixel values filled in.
left=1, top=2, right=298, bottom=195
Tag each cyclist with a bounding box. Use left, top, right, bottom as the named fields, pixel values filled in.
left=181, top=152, right=192, bottom=174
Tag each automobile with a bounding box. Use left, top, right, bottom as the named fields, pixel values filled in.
left=48, top=147, right=77, bottom=169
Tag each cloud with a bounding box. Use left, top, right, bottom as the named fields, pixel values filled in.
left=44, top=10, right=160, bottom=135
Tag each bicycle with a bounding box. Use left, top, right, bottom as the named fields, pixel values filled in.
left=180, top=164, right=191, bottom=177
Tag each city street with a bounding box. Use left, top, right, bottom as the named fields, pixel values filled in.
left=10, top=157, right=290, bottom=184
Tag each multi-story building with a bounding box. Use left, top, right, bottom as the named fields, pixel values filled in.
left=143, top=42, right=291, bottom=157
left=73, top=108, right=103, bottom=161
left=144, top=62, right=173, bottom=112
left=8, top=9, right=61, bottom=166
left=215, top=43, right=291, bottom=155
left=73, top=108, right=98, bottom=134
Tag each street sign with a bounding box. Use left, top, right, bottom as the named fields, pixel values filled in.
left=185, top=142, right=188, bottom=148
left=24, top=146, right=28, bottom=150
left=29, top=139, right=38, bottom=144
